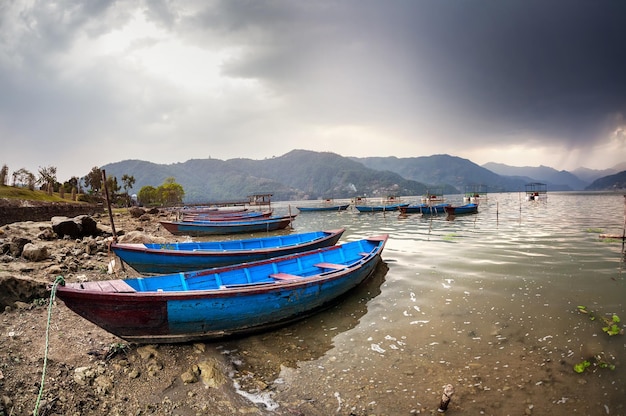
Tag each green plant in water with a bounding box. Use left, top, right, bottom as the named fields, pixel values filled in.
left=573, top=354, right=616, bottom=374
left=577, top=306, right=623, bottom=335
left=585, top=228, right=604, bottom=234
left=573, top=360, right=591, bottom=373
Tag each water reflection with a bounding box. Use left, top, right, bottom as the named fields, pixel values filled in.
left=219, top=261, right=389, bottom=368
left=210, top=192, right=624, bottom=415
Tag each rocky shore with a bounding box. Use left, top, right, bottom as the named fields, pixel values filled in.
left=0, top=206, right=303, bottom=416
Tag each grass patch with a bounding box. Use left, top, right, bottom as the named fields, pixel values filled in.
left=585, top=228, right=604, bottom=234
left=0, top=185, right=81, bottom=203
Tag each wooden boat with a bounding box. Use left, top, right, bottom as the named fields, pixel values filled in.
left=355, top=203, right=409, bottom=212
left=296, top=204, right=350, bottom=212
left=181, top=210, right=272, bottom=222
left=420, top=203, right=450, bottom=215
left=444, top=203, right=478, bottom=215
left=159, top=215, right=297, bottom=236
left=398, top=204, right=428, bottom=214
left=111, top=229, right=345, bottom=274
left=55, top=235, right=388, bottom=343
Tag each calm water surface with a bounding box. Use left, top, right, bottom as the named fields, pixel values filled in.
left=218, top=192, right=626, bottom=415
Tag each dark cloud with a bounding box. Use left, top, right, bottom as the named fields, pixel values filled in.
left=1, top=0, right=625, bottom=179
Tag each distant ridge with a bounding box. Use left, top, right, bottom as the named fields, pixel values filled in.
left=100, top=150, right=624, bottom=203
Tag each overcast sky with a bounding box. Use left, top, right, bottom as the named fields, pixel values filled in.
left=2, top=0, right=625, bottom=182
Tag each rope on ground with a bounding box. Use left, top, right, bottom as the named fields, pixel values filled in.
left=33, top=275, right=65, bottom=416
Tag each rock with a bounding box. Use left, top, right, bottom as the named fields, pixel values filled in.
left=181, top=370, right=198, bottom=384
left=22, top=243, right=49, bottom=262
left=198, top=359, right=227, bottom=388
left=37, top=228, right=57, bottom=241
left=136, top=345, right=159, bottom=360
left=94, top=375, right=113, bottom=395
left=10, top=237, right=31, bottom=257
left=51, top=215, right=100, bottom=238
left=0, top=273, right=49, bottom=309
left=129, top=207, right=146, bottom=218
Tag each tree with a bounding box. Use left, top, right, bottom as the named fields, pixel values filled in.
left=0, top=164, right=8, bottom=186
left=37, top=165, right=57, bottom=194
left=158, top=177, right=185, bottom=206
left=138, top=185, right=158, bottom=205
left=12, top=168, right=36, bottom=190
left=83, top=166, right=102, bottom=193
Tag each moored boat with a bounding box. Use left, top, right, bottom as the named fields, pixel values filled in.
left=111, top=229, right=345, bottom=273
left=420, top=203, right=450, bottom=215
left=296, top=204, right=350, bottom=212
left=525, top=182, right=547, bottom=201
left=159, top=215, right=297, bottom=236
left=55, top=235, right=388, bottom=343
left=444, top=203, right=478, bottom=216
left=355, top=203, right=409, bottom=212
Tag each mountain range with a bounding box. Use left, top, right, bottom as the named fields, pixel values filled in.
left=100, top=150, right=626, bottom=203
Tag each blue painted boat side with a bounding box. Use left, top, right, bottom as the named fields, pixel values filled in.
left=111, top=229, right=345, bottom=274
left=355, top=203, right=409, bottom=212
left=160, top=215, right=296, bottom=236
left=296, top=204, right=350, bottom=212
left=56, top=236, right=387, bottom=342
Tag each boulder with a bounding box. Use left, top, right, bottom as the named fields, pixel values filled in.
left=21, top=243, right=48, bottom=262
left=51, top=215, right=100, bottom=238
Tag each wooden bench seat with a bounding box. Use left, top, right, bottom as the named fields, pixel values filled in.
left=79, top=280, right=136, bottom=293
left=270, top=273, right=301, bottom=281
left=314, top=262, right=345, bottom=270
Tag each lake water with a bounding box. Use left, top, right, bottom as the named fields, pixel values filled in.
left=217, top=192, right=626, bottom=415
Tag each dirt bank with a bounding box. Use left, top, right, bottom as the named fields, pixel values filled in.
left=0, top=207, right=302, bottom=416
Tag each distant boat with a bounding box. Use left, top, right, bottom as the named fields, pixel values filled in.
left=296, top=199, right=350, bottom=212
left=444, top=203, right=478, bottom=216
left=56, top=235, right=388, bottom=343
left=525, top=183, right=547, bottom=201
left=159, top=215, right=297, bottom=236
left=111, top=229, right=345, bottom=274
left=399, top=203, right=450, bottom=215
left=463, top=185, right=488, bottom=204
left=398, top=204, right=428, bottom=214
left=355, top=203, right=409, bottom=213
left=420, top=203, right=450, bottom=215
left=421, top=189, right=445, bottom=204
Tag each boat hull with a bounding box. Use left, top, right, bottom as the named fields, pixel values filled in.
left=444, top=203, right=478, bottom=215
left=56, top=236, right=388, bottom=343
left=111, top=229, right=345, bottom=273
left=355, top=203, right=409, bottom=212
left=296, top=204, right=350, bottom=212
left=159, top=215, right=296, bottom=236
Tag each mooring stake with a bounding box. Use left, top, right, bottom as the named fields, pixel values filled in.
left=437, top=384, right=455, bottom=413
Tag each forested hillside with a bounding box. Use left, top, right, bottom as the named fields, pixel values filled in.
left=102, top=150, right=432, bottom=203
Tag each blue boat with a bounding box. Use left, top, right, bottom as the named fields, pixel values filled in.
left=444, top=203, right=478, bottom=216
left=399, top=203, right=449, bottom=215
left=355, top=203, right=409, bottom=212
left=111, top=229, right=345, bottom=274
left=398, top=204, right=428, bottom=214
left=420, top=203, right=450, bottom=215
left=296, top=204, right=350, bottom=212
left=55, top=235, right=388, bottom=343
left=159, top=215, right=297, bottom=236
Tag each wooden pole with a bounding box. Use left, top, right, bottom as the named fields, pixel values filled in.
left=101, top=169, right=118, bottom=243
